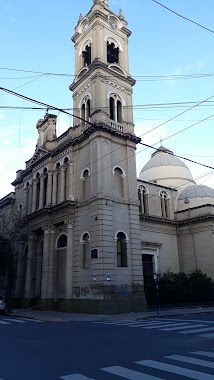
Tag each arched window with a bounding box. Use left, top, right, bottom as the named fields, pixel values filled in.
left=81, top=96, right=91, bottom=128
left=109, top=94, right=123, bottom=124
left=82, top=44, right=91, bottom=67
left=25, top=182, right=30, bottom=215
left=56, top=234, right=67, bottom=249
left=81, top=168, right=90, bottom=199
left=81, top=232, right=90, bottom=269
left=160, top=191, right=170, bottom=218
left=116, top=232, right=128, bottom=267
left=138, top=185, right=149, bottom=214
left=113, top=167, right=125, bottom=197
left=107, top=42, right=119, bottom=64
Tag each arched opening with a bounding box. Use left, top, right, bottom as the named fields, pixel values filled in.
left=57, top=234, right=67, bottom=249
left=64, top=158, right=69, bottom=201
left=107, top=42, right=119, bottom=64
left=35, top=240, right=43, bottom=298
left=20, top=246, right=28, bottom=299
left=81, top=169, right=90, bottom=199
left=82, top=44, right=91, bottom=67
left=138, top=185, right=149, bottom=214
left=116, top=232, right=128, bottom=267
left=81, top=232, right=90, bottom=269
left=56, top=163, right=60, bottom=204
left=114, top=167, right=124, bottom=197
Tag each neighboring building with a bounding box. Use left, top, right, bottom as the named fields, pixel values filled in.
left=1, top=0, right=214, bottom=313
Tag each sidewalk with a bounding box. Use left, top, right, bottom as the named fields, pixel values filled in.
left=7, top=305, right=214, bottom=322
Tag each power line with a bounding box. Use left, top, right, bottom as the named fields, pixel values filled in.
left=1, top=66, right=214, bottom=81
left=151, top=0, right=214, bottom=35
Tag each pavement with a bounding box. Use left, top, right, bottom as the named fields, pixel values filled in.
left=6, top=304, right=214, bottom=322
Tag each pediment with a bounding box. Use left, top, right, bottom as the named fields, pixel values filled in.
left=26, top=147, right=49, bottom=168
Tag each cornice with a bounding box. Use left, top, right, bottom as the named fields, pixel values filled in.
left=24, top=200, right=75, bottom=222
left=140, top=213, right=176, bottom=225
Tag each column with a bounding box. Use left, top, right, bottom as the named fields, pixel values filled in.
left=39, top=174, right=45, bottom=209
left=47, top=226, right=56, bottom=299
left=65, top=219, right=74, bottom=299
left=46, top=171, right=53, bottom=206
left=52, top=170, right=57, bottom=205
left=14, top=241, right=24, bottom=298
left=60, top=166, right=66, bottom=202
left=31, top=179, right=37, bottom=212
left=25, top=234, right=34, bottom=299
left=68, top=162, right=74, bottom=201
left=41, top=226, right=50, bottom=299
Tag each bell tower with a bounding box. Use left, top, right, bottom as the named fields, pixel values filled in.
left=69, top=0, right=147, bottom=313
left=70, top=0, right=135, bottom=133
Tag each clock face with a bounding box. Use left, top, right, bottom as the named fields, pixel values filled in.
left=109, top=20, right=117, bottom=30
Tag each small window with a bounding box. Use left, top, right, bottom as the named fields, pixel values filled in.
left=117, top=232, right=128, bottom=267
left=57, top=234, right=67, bottom=248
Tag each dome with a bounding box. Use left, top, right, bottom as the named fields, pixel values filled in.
left=139, top=146, right=195, bottom=190
left=177, top=184, right=214, bottom=211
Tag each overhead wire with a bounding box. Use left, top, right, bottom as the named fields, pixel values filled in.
left=151, top=0, right=214, bottom=35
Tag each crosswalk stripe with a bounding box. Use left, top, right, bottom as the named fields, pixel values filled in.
left=164, top=318, right=214, bottom=325
left=160, top=324, right=205, bottom=331
left=2, top=318, right=26, bottom=323
left=18, top=317, right=44, bottom=323
left=179, top=327, right=214, bottom=334
left=136, top=359, right=214, bottom=379
left=167, top=354, right=214, bottom=369
left=143, top=323, right=185, bottom=329
left=102, top=365, right=164, bottom=379
left=191, top=351, right=214, bottom=358
left=0, top=320, right=11, bottom=324
left=60, top=374, right=95, bottom=379
left=199, top=333, right=214, bottom=338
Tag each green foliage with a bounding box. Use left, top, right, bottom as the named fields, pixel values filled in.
left=145, top=269, right=213, bottom=306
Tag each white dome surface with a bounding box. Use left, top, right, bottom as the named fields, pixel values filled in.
left=177, top=184, right=214, bottom=211
left=139, top=146, right=195, bottom=190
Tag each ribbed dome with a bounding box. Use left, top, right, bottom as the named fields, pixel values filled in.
left=177, top=184, right=214, bottom=211
left=139, top=146, right=195, bottom=189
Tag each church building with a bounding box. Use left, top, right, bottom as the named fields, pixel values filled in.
left=1, top=0, right=214, bottom=314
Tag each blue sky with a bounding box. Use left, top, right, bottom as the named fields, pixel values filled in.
left=1, top=0, right=214, bottom=198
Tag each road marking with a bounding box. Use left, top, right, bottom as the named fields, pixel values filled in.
left=60, top=374, right=95, bottom=379
left=18, top=317, right=44, bottom=322
left=143, top=323, right=186, bottom=329
left=179, top=327, right=214, bottom=334
left=167, top=354, right=214, bottom=369
left=102, top=365, right=164, bottom=379
left=164, top=318, right=214, bottom=324
left=191, top=351, right=214, bottom=358
left=2, top=318, right=26, bottom=323
left=0, top=320, right=11, bottom=324
left=199, top=333, right=214, bottom=338
left=160, top=324, right=205, bottom=331
left=137, top=359, right=214, bottom=379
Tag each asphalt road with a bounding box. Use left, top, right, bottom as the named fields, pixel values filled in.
left=1, top=313, right=214, bottom=379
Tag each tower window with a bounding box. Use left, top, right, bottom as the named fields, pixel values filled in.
left=57, top=234, right=67, bottom=249
left=107, top=42, right=119, bottom=64
left=109, top=94, right=123, bottom=124
left=82, top=45, right=91, bottom=66
left=160, top=191, right=170, bottom=218
left=81, top=96, right=91, bottom=127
